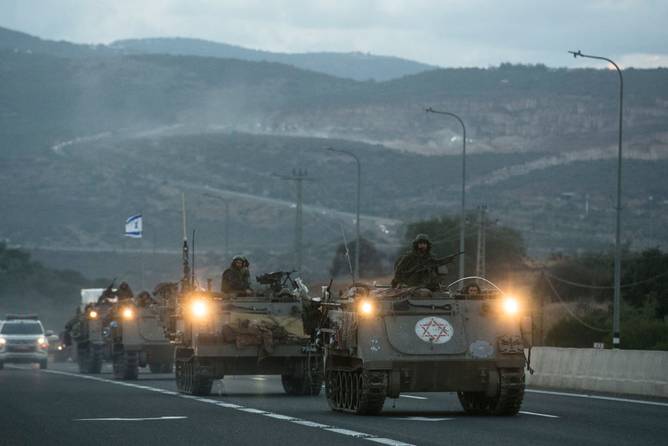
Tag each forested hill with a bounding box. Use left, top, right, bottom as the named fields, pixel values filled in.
left=0, top=243, right=108, bottom=328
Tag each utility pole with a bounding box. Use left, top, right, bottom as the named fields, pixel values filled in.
left=275, top=169, right=313, bottom=272
left=569, top=49, right=624, bottom=348
left=475, top=205, right=487, bottom=277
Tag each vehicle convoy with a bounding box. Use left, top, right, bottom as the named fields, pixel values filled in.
left=0, top=314, right=50, bottom=369
left=66, top=286, right=174, bottom=378
left=168, top=271, right=322, bottom=396
left=315, top=276, right=532, bottom=415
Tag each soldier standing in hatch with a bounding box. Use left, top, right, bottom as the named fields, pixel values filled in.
left=392, top=233, right=457, bottom=290
left=221, top=255, right=252, bottom=295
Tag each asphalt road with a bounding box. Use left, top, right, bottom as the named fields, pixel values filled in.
left=1, top=362, right=667, bottom=446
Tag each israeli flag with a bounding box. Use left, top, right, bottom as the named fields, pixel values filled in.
left=124, top=214, right=143, bottom=238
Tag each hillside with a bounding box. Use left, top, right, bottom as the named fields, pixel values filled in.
left=111, top=37, right=435, bottom=81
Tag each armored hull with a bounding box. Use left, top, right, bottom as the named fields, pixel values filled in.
left=171, top=288, right=322, bottom=397
left=322, top=285, right=529, bottom=415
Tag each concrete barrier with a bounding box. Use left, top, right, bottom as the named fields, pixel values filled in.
left=525, top=347, right=668, bottom=398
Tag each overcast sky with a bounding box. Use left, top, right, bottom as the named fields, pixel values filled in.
left=1, top=0, right=666, bottom=68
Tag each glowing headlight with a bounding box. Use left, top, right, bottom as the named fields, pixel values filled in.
left=121, top=307, right=135, bottom=320
left=358, top=299, right=376, bottom=317
left=0, top=337, right=6, bottom=347
left=88, top=310, right=98, bottom=319
left=502, top=297, right=520, bottom=316
left=57, top=345, right=63, bottom=351
left=37, top=337, right=49, bottom=348
left=190, top=299, right=209, bottom=319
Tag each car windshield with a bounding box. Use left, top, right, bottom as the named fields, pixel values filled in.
left=1, top=322, right=43, bottom=335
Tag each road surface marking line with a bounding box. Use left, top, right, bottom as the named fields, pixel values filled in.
left=366, top=438, right=414, bottom=446
left=41, top=368, right=415, bottom=446
left=252, top=377, right=267, bottom=381
left=263, top=413, right=296, bottom=420
left=238, top=408, right=268, bottom=414
left=399, top=395, right=428, bottom=400
left=519, top=411, right=559, bottom=418
left=290, top=420, right=331, bottom=428
left=393, top=417, right=453, bottom=421
left=216, top=402, right=243, bottom=408
left=74, top=416, right=188, bottom=421
left=526, top=389, right=668, bottom=408
left=324, top=428, right=371, bottom=438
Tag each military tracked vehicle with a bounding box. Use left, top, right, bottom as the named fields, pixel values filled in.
left=67, top=289, right=109, bottom=374
left=66, top=287, right=174, bottom=378
left=168, top=271, right=322, bottom=396
left=317, top=276, right=532, bottom=415
left=104, top=300, right=174, bottom=380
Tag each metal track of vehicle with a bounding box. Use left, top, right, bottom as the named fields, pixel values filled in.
left=457, top=367, right=525, bottom=415
left=325, top=368, right=386, bottom=415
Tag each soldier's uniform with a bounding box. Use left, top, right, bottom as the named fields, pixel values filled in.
left=221, top=255, right=251, bottom=293
left=116, top=282, right=134, bottom=300
left=392, top=234, right=456, bottom=290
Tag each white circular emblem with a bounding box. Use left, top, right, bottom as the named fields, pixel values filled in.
left=414, top=317, right=454, bottom=344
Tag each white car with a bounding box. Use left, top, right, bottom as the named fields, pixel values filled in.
left=0, top=314, right=49, bottom=369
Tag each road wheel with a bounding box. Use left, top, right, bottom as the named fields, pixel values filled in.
left=175, top=358, right=212, bottom=396
left=458, top=368, right=525, bottom=416
left=113, top=349, right=139, bottom=380
left=39, top=360, right=48, bottom=370
left=325, top=368, right=386, bottom=415
left=281, top=357, right=323, bottom=396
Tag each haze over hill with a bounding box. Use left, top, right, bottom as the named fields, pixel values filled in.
left=1, top=27, right=667, bottom=286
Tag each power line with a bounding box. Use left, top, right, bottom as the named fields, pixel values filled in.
left=542, top=268, right=668, bottom=290
left=543, top=273, right=610, bottom=333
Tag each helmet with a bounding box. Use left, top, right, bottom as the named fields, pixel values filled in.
left=232, top=255, right=244, bottom=262
left=412, top=233, right=432, bottom=251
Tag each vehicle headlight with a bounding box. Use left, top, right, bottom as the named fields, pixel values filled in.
left=357, top=299, right=376, bottom=317
left=121, top=306, right=135, bottom=320
left=502, top=296, right=520, bottom=316
left=190, top=299, right=209, bottom=320
left=88, top=310, right=99, bottom=319
left=37, top=337, right=49, bottom=348
left=0, top=337, right=6, bottom=347
left=57, top=345, right=63, bottom=351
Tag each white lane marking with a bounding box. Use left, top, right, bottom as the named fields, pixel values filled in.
left=74, top=416, right=187, bottom=421
left=519, top=411, right=559, bottom=419
left=324, top=428, right=370, bottom=438
left=527, top=389, right=668, bottom=408
left=291, top=420, right=331, bottom=428
left=399, top=395, right=428, bottom=400
left=263, top=413, right=296, bottom=421
left=252, top=377, right=267, bottom=381
left=367, top=438, right=415, bottom=446
left=239, top=408, right=268, bottom=414
left=41, top=369, right=415, bottom=445
left=393, top=417, right=453, bottom=421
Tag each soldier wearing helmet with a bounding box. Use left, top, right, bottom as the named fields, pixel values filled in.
left=392, top=233, right=457, bottom=290
left=221, top=255, right=252, bottom=294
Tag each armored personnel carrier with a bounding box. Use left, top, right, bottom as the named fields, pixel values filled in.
left=104, top=299, right=174, bottom=380
left=169, top=271, right=322, bottom=396
left=317, top=277, right=531, bottom=415
left=67, top=289, right=109, bottom=374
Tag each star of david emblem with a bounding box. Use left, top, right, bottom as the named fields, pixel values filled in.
left=415, top=317, right=453, bottom=344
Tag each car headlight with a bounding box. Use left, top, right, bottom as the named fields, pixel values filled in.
left=0, top=337, right=6, bottom=347
left=190, top=299, right=209, bottom=320
left=88, top=310, right=99, bottom=319
left=37, top=337, right=49, bottom=349
left=121, top=306, right=135, bottom=320
left=502, top=296, right=520, bottom=316
left=357, top=299, right=376, bottom=317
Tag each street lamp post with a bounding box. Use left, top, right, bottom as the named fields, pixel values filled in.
left=327, top=147, right=361, bottom=282
left=425, top=107, right=467, bottom=280
left=569, top=49, right=624, bottom=348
